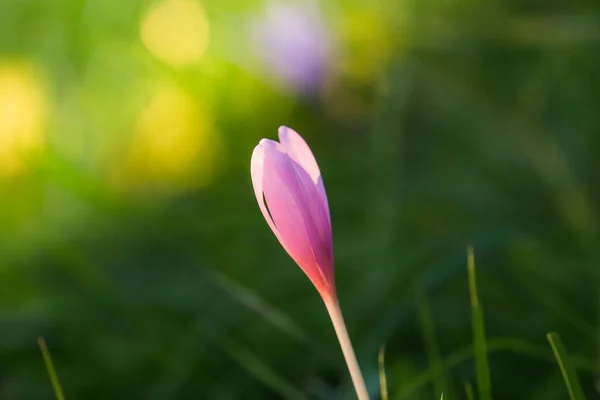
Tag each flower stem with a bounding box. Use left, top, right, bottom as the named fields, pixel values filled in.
left=324, top=297, right=370, bottom=400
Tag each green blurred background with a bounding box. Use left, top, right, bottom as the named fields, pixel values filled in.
left=0, top=0, right=599, bottom=398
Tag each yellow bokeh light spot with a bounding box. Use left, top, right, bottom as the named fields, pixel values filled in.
left=0, top=61, right=47, bottom=179
left=113, top=82, right=218, bottom=193
left=338, top=10, right=391, bottom=82
left=140, top=0, right=210, bottom=68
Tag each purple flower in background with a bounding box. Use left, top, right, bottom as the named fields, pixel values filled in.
left=251, top=1, right=334, bottom=93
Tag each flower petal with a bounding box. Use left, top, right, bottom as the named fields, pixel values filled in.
left=278, top=125, right=331, bottom=223
left=288, top=155, right=333, bottom=275
left=250, top=140, right=281, bottom=243
left=262, top=142, right=333, bottom=294
left=278, top=126, right=320, bottom=182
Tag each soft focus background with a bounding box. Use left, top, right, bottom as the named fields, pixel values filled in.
left=0, top=0, right=599, bottom=399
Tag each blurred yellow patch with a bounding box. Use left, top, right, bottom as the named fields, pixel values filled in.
left=337, top=10, right=391, bottom=82
left=0, top=61, right=47, bottom=179
left=140, top=0, right=210, bottom=68
left=321, top=8, right=393, bottom=125
left=114, top=83, right=218, bottom=193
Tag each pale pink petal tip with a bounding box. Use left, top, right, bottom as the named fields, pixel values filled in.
left=276, top=126, right=322, bottom=183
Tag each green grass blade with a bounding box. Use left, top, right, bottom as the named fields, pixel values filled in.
left=206, top=269, right=309, bottom=342
left=546, top=332, right=587, bottom=400
left=392, top=336, right=596, bottom=399
left=417, top=289, right=448, bottom=397
left=38, top=337, right=65, bottom=400
left=517, top=271, right=595, bottom=340
left=221, top=340, right=308, bottom=400
left=464, top=382, right=475, bottom=400
left=467, top=245, right=492, bottom=400
left=378, top=346, right=389, bottom=400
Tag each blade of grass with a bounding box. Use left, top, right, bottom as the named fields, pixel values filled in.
left=221, top=340, right=308, bottom=400
left=393, top=336, right=595, bottom=400
left=598, top=285, right=600, bottom=346
left=206, top=269, right=309, bottom=342
left=38, top=337, right=65, bottom=400
left=378, top=346, right=389, bottom=400
left=547, top=332, right=587, bottom=400
left=392, top=336, right=596, bottom=399
left=417, top=289, right=448, bottom=397
left=597, top=287, right=600, bottom=391
left=464, top=382, right=475, bottom=400
left=467, top=245, right=492, bottom=400
left=516, top=269, right=595, bottom=340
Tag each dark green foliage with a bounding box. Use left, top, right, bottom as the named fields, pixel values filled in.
left=0, top=0, right=599, bottom=399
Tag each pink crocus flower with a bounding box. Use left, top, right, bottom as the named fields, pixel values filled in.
left=250, top=126, right=369, bottom=400
left=250, top=126, right=334, bottom=301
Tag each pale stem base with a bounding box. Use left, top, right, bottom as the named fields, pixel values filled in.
left=324, top=297, right=370, bottom=400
